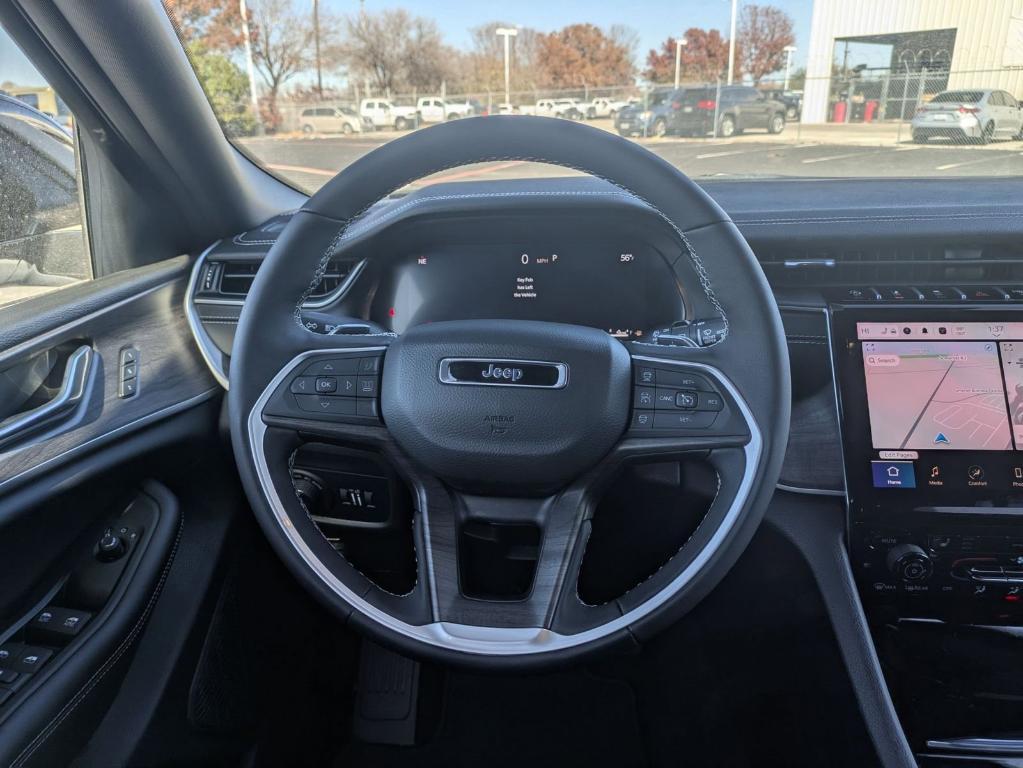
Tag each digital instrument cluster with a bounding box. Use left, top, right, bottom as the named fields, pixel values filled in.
left=370, top=244, right=685, bottom=339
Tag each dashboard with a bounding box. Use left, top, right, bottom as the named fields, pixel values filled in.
left=180, top=175, right=1023, bottom=759
left=185, top=178, right=1023, bottom=627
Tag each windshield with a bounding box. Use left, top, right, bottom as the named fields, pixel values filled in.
left=165, top=1, right=1023, bottom=189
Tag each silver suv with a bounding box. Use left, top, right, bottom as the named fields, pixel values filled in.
left=911, top=89, right=1023, bottom=144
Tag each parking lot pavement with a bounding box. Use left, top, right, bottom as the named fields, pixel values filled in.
left=238, top=119, right=1023, bottom=191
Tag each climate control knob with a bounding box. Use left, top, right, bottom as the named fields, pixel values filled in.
left=886, top=544, right=933, bottom=582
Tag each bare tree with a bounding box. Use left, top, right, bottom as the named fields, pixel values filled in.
left=341, top=10, right=458, bottom=96
left=248, top=0, right=321, bottom=128
left=738, top=4, right=795, bottom=84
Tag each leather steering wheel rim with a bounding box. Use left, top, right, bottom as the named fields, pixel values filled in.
left=228, top=116, right=790, bottom=668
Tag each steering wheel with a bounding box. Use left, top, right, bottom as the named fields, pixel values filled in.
left=228, top=116, right=789, bottom=668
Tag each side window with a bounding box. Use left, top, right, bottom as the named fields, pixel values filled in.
left=1008, top=94, right=1020, bottom=109
left=990, top=92, right=1004, bottom=106
left=0, top=25, right=90, bottom=310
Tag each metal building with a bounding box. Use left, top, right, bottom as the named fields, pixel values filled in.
left=803, top=0, right=1023, bottom=123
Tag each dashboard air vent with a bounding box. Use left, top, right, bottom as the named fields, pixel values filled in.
left=758, top=243, right=1023, bottom=288
left=197, top=258, right=356, bottom=303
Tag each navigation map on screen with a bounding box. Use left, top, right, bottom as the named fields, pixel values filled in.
left=862, top=339, right=1012, bottom=451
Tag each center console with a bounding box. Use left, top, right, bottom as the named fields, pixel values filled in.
left=832, top=307, right=1023, bottom=626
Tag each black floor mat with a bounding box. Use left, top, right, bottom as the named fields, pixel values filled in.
left=340, top=667, right=647, bottom=768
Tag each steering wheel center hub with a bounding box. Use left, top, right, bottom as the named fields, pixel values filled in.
left=381, top=319, right=631, bottom=490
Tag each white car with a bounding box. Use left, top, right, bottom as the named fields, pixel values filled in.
left=911, top=89, right=1023, bottom=144
left=416, top=97, right=474, bottom=123
left=359, top=99, right=419, bottom=130
left=299, top=106, right=372, bottom=135
left=526, top=99, right=584, bottom=119
left=585, top=97, right=629, bottom=119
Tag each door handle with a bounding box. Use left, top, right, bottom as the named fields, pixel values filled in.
left=0, top=345, right=93, bottom=447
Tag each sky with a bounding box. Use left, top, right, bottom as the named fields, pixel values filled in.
left=2, top=0, right=815, bottom=90
left=0, top=27, right=44, bottom=88
left=324, top=0, right=815, bottom=68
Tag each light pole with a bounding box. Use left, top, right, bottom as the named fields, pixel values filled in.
left=239, top=0, right=260, bottom=128
left=783, top=45, right=797, bottom=90
left=313, top=0, right=322, bottom=97
left=496, top=27, right=518, bottom=108
left=727, top=0, right=738, bottom=85
left=674, top=37, right=688, bottom=89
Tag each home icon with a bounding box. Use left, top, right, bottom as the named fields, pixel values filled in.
left=887, top=466, right=900, bottom=478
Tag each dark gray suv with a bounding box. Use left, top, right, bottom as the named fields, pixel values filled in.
left=616, top=85, right=787, bottom=138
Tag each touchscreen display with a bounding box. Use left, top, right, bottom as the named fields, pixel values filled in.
left=858, top=322, right=1023, bottom=452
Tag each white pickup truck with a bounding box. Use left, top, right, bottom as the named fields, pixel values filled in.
left=519, top=99, right=585, bottom=119
left=359, top=98, right=419, bottom=130
left=416, top=97, right=475, bottom=123
left=584, top=97, right=630, bottom=119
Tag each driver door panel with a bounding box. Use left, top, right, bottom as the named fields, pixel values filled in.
left=0, top=259, right=220, bottom=765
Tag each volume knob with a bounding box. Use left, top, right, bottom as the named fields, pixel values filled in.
left=886, top=544, right=932, bottom=582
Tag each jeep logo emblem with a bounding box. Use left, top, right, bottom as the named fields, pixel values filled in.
left=481, top=363, right=523, bottom=381
left=438, top=358, right=568, bottom=389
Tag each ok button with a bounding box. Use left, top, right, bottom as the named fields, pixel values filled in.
left=315, top=377, right=338, bottom=394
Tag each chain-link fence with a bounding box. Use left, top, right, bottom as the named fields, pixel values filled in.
left=270, top=63, right=1023, bottom=148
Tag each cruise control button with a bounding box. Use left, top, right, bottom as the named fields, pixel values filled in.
left=675, top=391, right=697, bottom=409
left=654, top=389, right=678, bottom=409
left=654, top=369, right=712, bottom=390
left=294, top=394, right=357, bottom=416
left=653, top=411, right=718, bottom=430
left=634, top=387, right=655, bottom=408
left=697, top=392, right=724, bottom=411
left=631, top=410, right=654, bottom=429
left=302, top=357, right=360, bottom=376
